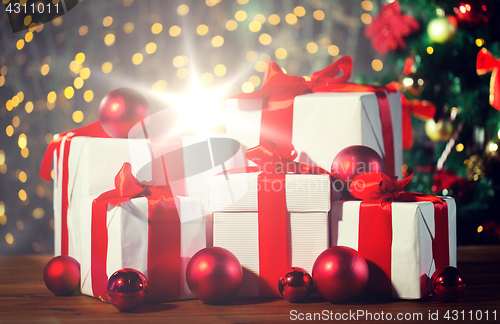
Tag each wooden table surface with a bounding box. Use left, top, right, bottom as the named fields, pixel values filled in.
left=0, top=246, right=499, bottom=323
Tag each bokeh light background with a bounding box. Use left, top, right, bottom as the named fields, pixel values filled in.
left=0, top=0, right=383, bottom=254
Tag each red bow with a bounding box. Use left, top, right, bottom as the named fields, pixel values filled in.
left=349, top=172, right=444, bottom=205
left=96, top=162, right=169, bottom=203
left=387, top=82, right=436, bottom=149
left=39, top=121, right=111, bottom=181
left=245, top=141, right=330, bottom=175
left=477, top=48, right=500, bottom=110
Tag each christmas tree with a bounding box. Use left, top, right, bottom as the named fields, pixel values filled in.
left=361, top=0, right=500, bottom=244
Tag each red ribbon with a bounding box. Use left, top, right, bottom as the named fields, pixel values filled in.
left=227, top=142, right=329, bottom=297
left=387, top=82, right=436, bottom=150
left=91, top=162, right=181, bottom=302
left=39, top=121, right=111, bottom=256
left=349, top=173, right=450, bottom=295
left=477, top=48, right=500, bottom=110
left=233, top=56, right=397, bottom=177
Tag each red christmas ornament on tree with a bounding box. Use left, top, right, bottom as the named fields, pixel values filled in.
left=312, top=246, right=369, bottom=303
left=278, top=267, right=313, bottom=302
left=364, top=0, right=420, bottom=54
left=431, top=266, right=466, bottom=302
left=454, top=0, right=492, bottom=28
left=98, top=88, right=150, bottom=138
left=43, top=255, right=80, bottom=296
left=331, top=145, right=384, bottom=195
left=186, top=247, right=243, bottom=304
left=106, top=268, right=148, bottom=311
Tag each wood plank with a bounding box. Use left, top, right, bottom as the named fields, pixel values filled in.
left=0, top=247, right=499, bottom=323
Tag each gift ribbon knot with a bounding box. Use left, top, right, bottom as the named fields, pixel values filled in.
left=477, top=48, right=500, bottom=110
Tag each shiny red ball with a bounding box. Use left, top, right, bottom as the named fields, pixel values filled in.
left=186, top=247, right=243, bottom=304
left=278, top=267, right=313, bottom=302
left=453, top=0, right=492, bottom=27
left=106, top=268, right=148, bottom=311
left=43, top=255, right=80, bottom=296
left=98, top=88, right=150, bottom=138
left=331, top=145, right=384, bottom=195
left=312, top=246, right=369, bottom=303
left=431, top=266, right=466, bottom=302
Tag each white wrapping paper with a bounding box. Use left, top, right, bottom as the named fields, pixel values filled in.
left=330, top=197, right=457, bottom=299
left=80, top=195, right=206, bottom=301
left=210, top=172, right=331, bottom=297
left=225, top=91, right=403, bottom=198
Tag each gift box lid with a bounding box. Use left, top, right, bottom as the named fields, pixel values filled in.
left=209, top=172, right=331, bottom=212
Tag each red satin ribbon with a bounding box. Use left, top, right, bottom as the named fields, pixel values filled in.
left=477, top=48, right=500, bottom=110
left=227, top=142, right=329, bottom=297
left=232, top=56, right=397, bottom=177
left=387, top=82, right=436, bottom=150
left=91, top=163, right=181, bottom=302
left=40, top=121, right=111, bottom=256
left=349, top=173, right=450, bottom=295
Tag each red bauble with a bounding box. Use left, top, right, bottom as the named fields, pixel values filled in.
left=98, top=88, right=150, bottom=138
left=331, top=146, right=384, bottom=195
left=278, top=267, right=313, bottom=302
left=431, top=266, right=466, bottom=302
left=453, top=0, right=492, bottom=28
left=312, top=246, right=369, bottom=303
left=43, top=255, right=80, bottom=296
left=106, top=268, right=148, bottom=311
left=186, top=247, right=243, bottom=304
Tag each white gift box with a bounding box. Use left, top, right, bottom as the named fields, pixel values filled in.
left=225, top=91, right=403, bottom=196
left=53, top=136, right=151, bottom=262
left=210, top=172, right=331, bottom=297
left=53, top=134, right=246, bottom=260
left=80, top=195, right=206, bottom=301
left=330, top=196, right=457, bottom=299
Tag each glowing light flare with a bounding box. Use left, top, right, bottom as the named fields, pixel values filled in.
left=314, top=10, right=325, bottom=20
left=169, top=26, right=181, bottom=37
left=268, top=14, right=280, bottom=25
left=74, top=77, right=84, bottom=89
left=124, top=22, right=134, bottom=34
left=73, top=110, right=84, bottom=123
left=294, top=6, right=305, bottom=17
left=372, top=59, right=383, bottom=71
left=25, top=101, right=33, bottom=113
left=285, top=13, right=298, bottom=25
left=156, top=77, right=233, bottom=135
left=18, top=134, right=27, bottom=149
left=235, top=10, right=247, bottom=21
left=103, top=16, right=113, bottom=27
left=33, top=208, right=45, bottom=219
left=152, top=23, right=163, bottom=35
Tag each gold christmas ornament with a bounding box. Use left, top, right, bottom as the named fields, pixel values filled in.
left=425, top=118, right=454, bottom=142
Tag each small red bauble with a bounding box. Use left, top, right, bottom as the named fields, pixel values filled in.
left=453, top=0, right=492, bottom=28
left=98, top=88, right=150, bottom=138
left=278, top=267, right=313, bottom=302
left=186, top=247, right=243, bottom=304
left=106, top=268, right=148, bottom=311
left=43, top=255, right=81, bottom=296
left=431, top=266, right=466, bottom=302
left=312, top=246, right=369, bottom=303
left=331, top=145, right=384, bottom=195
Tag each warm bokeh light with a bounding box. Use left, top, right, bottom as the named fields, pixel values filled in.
left=132, top=53, right=143, bottom=65
left=306, top=42, right=318, bottom=53
left=361, top=13, right=372, bottom=24
left=275, top=48, right=287, bottom=59
left=103, top=16, right=113, bottom=27
left=47, top=91, right=57, bottom=103
left=152, top=23, right=163, bottom=34
left=211, top=35, right=224, bottom=47
left=75, top=52, right=85, bottom=64
left=173, top=55, right=188, bottom=68
left=84, top=90, right=94, bottom=102
left=249, top=75, right=261, bottom=87
left=361, top=0, right=373, bottom=11
left=249, top=21, right=261, bottom=32
left=268, top=14, right=280, bottom=25
left=25, top=101, right=33, bottom=113
left=254, top=60, right=267, bottom=72
left=197, top=24, right=209, bottom=35
left=246, top=51, right=258, bottom=62
left=285, top=13, right=298, bottom=25
left=201, top=73, right=213, bottom=84
left=235, top=10, right=247, bottom=21
left=72, top=110, right=84, bottom=123
left=79, top=25, right=88, bottom=36
left=169, top=25, right=181, bottom=37
left=214, top=64, right=226, bottom=76
left=74, top=77, right=84, bottom=89
left=372, top=59, right=383, bottom=71
left=123, top=22, right=134, bottom=34
left=259, top=33, right=272, bottom=45
left=80, top=68, right=91, bottom=79
left=314, top=10, right=325, bottom=20
left=104, top=33, right=116, bottom=46
left=242, top=81, right=254, bottom=93
left=64, top=86, right=74, bottom=99
left=102, top=62, right=113, bottom=74
left=294, top=6, right=306, bottom=17
left=33, top=207, right=45, bottom=219
left=177, top=4, right=189, bottom=16
left=145, top=42, right=157, bottom=54
left=427, top=46, right=434, bottom=54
